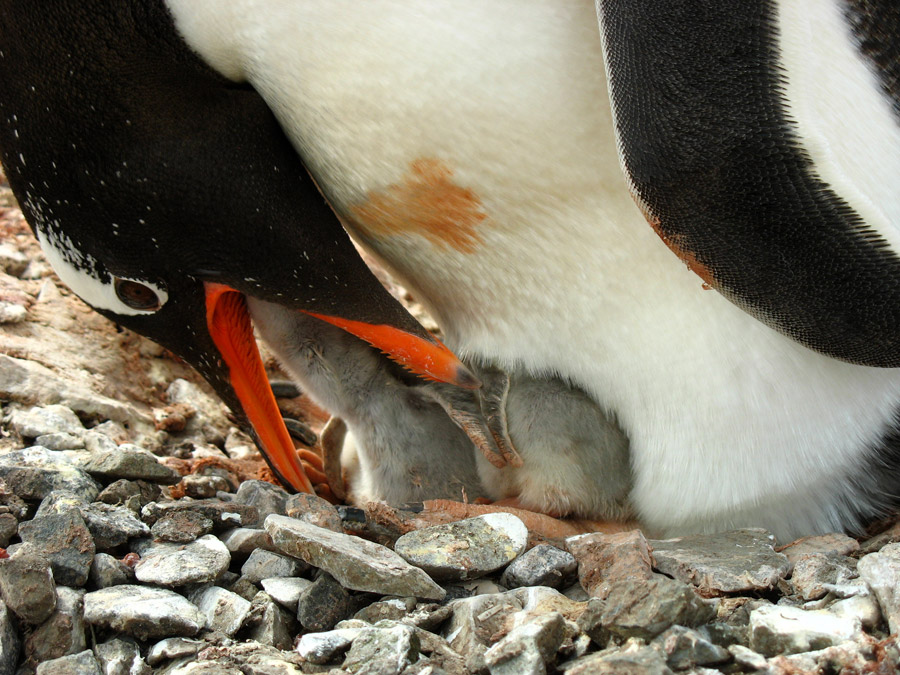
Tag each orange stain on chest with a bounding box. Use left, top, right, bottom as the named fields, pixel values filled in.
left=349, top=158, right=486, bottom=254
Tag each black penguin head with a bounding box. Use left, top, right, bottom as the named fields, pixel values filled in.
left=0, top=0, right=477, bottom=493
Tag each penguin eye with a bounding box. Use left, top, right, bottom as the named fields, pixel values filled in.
left=114, top=278, right=162, bottom=311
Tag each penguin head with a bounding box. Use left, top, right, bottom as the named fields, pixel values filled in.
left=0, top=1, right=477, bottom=493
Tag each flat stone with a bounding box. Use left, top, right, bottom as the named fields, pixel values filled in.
left=35, top=432, right=84, bottom=451
left=89, top=553, right=135, bottom=589
left=151, top=511, right=214, bottom=543
left=240, top=548, right=307, bottom=584
left=729, top=644, right=768, bottom=670
left=858, top=541, right=900, bottom=634
left=826, top=592, right=882, bottom=630
left=9, top=404, right=84, bottom=438
left=650, top=529, right=791, bottom=593
left=484, top=611, right=565, bottom=675
left=18, top=510, right=95, bottom=587
left=779, top=533, right=860, bottom=567
left=265, top=515, right=444, bottom=600
left=219, top=528, right=275, bottom=558
left=98, top=479, right=161, bottom=508
left=83, top=585, right=206, bottom=641
left=35, top=650, right=101, bottom=675
left=141, top=500, right=259, bottom=531
left=94, top=638, right=150, bottom=675
left=342, top=622, right=419, bottom=675
left=394, top=514, right=528, bottom=581
left=500, top=544, right=577, bottom=590
left=748, top=604, right=861, bottom=657
left=234, top=480, right=289, bottom=522
left=243, top=591, right=296, bottom=651
left=80, top=441, right=180, bottom=484
left=0, top=446, right=101, bottom=501
left=651, top=625, right=730, bottom=670
left=297, top=573, right=353, bottom=632
left=567, top=530, right=654, bottom=599
left=564, top=639, right=673, bottom=675
left=354, top=597, right=417, bottom=625
left=601, top=576, right=716, bottom=641
left=133, top=535, right=230, bottom=587
left=0, top=601, right=19, bottom=675
left=296, top=626, right=368, bottom=665
left=443, top=592, right=521, bottom=660
left=146, top=638, right=205, bottom=666
left=0, top=549, right=57, bottom=624
left=190, top=586, right=251, bottom=637
left=37, top=491, right=150, bottom=550
left=791, top=553, right=857, bottom=601
left=285, top=493, right=343, bottom=532
left=260, top=577, right=312, bottom=612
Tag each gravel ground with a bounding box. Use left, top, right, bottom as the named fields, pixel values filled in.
left=2, top=169, right=900, bottom=674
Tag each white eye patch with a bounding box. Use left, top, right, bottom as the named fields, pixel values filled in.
left=36, top=228, right=168, bottom=316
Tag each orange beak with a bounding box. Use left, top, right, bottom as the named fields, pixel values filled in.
left=205, top=283, right=314, bottom=493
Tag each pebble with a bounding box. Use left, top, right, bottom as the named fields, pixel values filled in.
left=80, top=440, right=180, bottom=484
left=563, top=638, right=673, bottom=675
left=0, top=548, right=57, bottom=624
left=0, top=243, right=29, bottom=276
left=233, top=480, right=289, bottom=522
left=219, top=528, right=274, bottom=558
left=0, top=302, right=26, bottom=324
left=35, top=649, right=101, bottom=675
left=0, top=601, right=18, bottom=675
left=8, top=404, right=84, bottom=438
left=265, top=514, right=445, bottom=600
left=284, top=492, right=344, bottom=532
left=89, top=552, right=136, bottom=589
left=0, top=446, right=101, bottom=501
left=243, top=592, right=296, bottom=651
left=240, top=548, right=307, bottom=584
left=37, top=491, right=150, bottom=550
left=23, top=586, right=86, bottom=668
left=165, top=379, right=230, bottom=446
left=83, top=585, right=206, bottom=641
left=0, top=514, right=16, bottom=548
left=394, top=513, right=528, bottom=581
left=342, top=622, right=420, bottom=675
left=133, top=535, right=230, bottom=587
left=748, top=604, right=862, bottom=656
left=650, top=528, right=791, bottom=593
left=790, top=552, right=857, bottom=601
left=652, top=625, right=730, bottom=670
left=500, top=544, right=577, bottom=589
left=18, top=510, right=95, bottom=587
left=297, top=573, right=353, bottom=632
left=146, top=637, right=205, bottom=666
left=779, top=532, right=860, bottom=566
left=296, top=626, right=366, bottom=665
left=484, top=610, right=565, bottom=675
left=34, top=432, right=84, bottom=451
left=260, top=577, right=312, bottom=612
left=141, top=500, right=259, bottom=531
left=857, top=541, right=900, bottom=635
left=566, top=529, right=654, bottom=598
left=94, top=638, right=150, bottom=675
left=151, top=510, right=215, bottom=543
left=190, top=586, right=251, bottom=637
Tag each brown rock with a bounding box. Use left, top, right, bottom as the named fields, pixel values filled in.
left=567, top=530, right=654, bottom=598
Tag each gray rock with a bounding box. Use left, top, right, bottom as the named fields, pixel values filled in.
left=133, top=535, right=230, bottom=587
left=394, top=514, right=527, bottom=582
left=342, top=622, right=419, bottom=675
left=260, top=577, right=312, bottom=612
left=80, top=440, right=180, bottom=484
left=166, top=379, right=231, bottom=446
left=151, top=511, right=214, bottom=543
left=826, top=592, right=882, bottom=630
left=443, top=593, right=521, bottom=660
left=234, top=480, right=289, bottom=522
left=189, top=586, right=251, bottom=637
left=146, top=638, right=205, bottom=667
left=576, top=598, right=609, bottom=648
left=94, top=638, right=150, bottom=675
left=651, top=625, right=730, bottom=670
left=857, top=541, right=900, bottom=634
left=297, top=573, right=353, bottom=632
left=240, top=548, right=307, bottom=584
left=98, top=480, right=161, bottom=509
left=0, top=549, right=57, bottom=624
left=296, top=626, right=368, bottom=665
left=354, top=597, right=417, bottom=625
left=242, top=591, right=296, bottom=651
left=37, top=491, right=150, bottom=550
left=601, top=576, right=716, bottom=641
left=24, top=587, right=85, bottom=667
left=265, top=515, right=444, bottom=600
left=650, top=528, right=791, bottom=593
left=0, top=302, right=26, bottom=324
left=141, top=500, right=258, bottom=531
left=566, top=530, right=654, bottom=599
left=0, top=446, right=101, bottom=501
left=0, top=355, right=146, bottom=425
left=779, top=533, right=860, bottom=567
left=83, top=585, right=206, bottom=640
left=0, top=601, right=19, bottom=675
left=791, top=553, right=857, bottom=601
left=18, top=510, right=95, bottom=587
left=484, top=611, right=565, bottom=675
left=180, top=475, right=227, bottom=499
left=35, top=432, right=85, bottom=451
left=0, top=514, right=16, bottom=549
left=500, top=544, right=577, bottom=590
left=219, top=528, right=275, bottom=558
left=728, top=644, right=768, bottom=671
left=285, top=492, right=343, bottom=532
left=0, top=243, right=29, bottom=277
left=89, top=553, right=135, bottom=589
left=36, top=650, right=101, bottom=675
left=9, top=404, right=84, bottom=438
left=563, top=639, right=673, bottom=675
left=748, top=604, right=862, bottom=656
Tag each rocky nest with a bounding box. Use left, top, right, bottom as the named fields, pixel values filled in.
left=2, top=168, right=900, bottom=674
